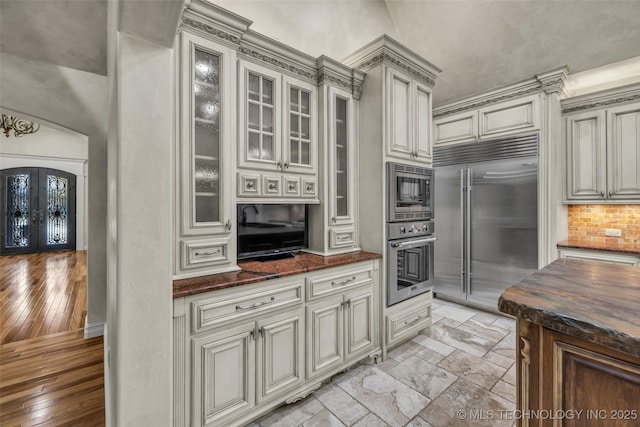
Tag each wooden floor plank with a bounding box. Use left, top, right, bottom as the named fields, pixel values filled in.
left=0, top=251, right=105, bottom=426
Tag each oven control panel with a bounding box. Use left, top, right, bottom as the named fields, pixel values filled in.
left=387, top=220, right=434, bottom=240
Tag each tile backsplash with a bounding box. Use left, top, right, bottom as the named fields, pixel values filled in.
left=568, top=204, right=640, bottom=249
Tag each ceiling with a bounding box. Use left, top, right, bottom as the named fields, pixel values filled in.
left=1, top=0, right=640, bottom=104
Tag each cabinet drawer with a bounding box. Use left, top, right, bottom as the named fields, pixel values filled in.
left=238, top=172, right=261, bottom=197
left=301, top=178, right=317, bottom=198
left=306, top=266, right=373, bottom=301
left=284, top=176, right=300, bottom=196
left=478, top=95, right=539, bottom=137
left=386, top=304, right=431, bottom=345
left=181, top=238, right=229, bottom=270
left=329, top=228, right=355, bottom=249
left=262, top=175, right=282, bottom=197
left=192, top=282, right=303, bottom=334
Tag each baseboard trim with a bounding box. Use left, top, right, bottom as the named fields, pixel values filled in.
left=84, top=316, right=105, bottom=338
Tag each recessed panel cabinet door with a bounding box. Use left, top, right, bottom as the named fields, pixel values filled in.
left=414, top=82, right=433, bottom=161
left=386, top=69, right=413, bottom=158
left=608, top=103, right=640, bottom=199
left=344, top=287, right=374, bottom=359
left=565, top=111, right=607, bottom=200
left=256, top=309, right=304, bottom=403
left=306, top=295, right=344, bottom=378
left=192, top=323, right=255, bottom=426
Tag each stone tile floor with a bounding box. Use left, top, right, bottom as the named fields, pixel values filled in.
left=250, top=298, right=518, bottom=427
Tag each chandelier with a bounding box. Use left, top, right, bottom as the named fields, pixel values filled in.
left=1, top=114, right=40, bottom=138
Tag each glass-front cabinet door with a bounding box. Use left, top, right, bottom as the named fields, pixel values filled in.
left=328, top=86, right=354, bottom=227
left=238, top=61, right=282, bottom=172
left=284, top=78, right=316, bottom=175
left=177, top=31, right=234, bottom=275
left=238, top=60, right=317, bottom=176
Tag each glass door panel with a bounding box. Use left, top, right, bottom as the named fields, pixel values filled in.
left=288, top=86, right=312, bottom=168
left=192, top=47, right=221, bottom=224
left=335, top=96, right=348, bottom=217
left=247, top=72, right=276, bottom=162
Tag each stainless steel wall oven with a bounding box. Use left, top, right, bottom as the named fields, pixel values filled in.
left=386, top=220, right=436, bottom=306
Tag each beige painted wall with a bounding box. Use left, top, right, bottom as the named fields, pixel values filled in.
left=0, top=51, right=108, bottom=328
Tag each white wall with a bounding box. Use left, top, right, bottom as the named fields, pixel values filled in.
left=107, top=30, right=174, bottom=425
left=1, top=119, right=89, bottom=249
left=0, top=51, right=108, bottom=330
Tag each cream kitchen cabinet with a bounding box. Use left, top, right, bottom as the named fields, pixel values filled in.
left=565, top=100, right=640, bottom=202
left=433, top=94, right=540, bottom=146
left=305, top=264, right=377, bottom=379
left=386, top=68, right=434, bottom=163
left=237, top=59, right=318, bottom=201
left=173, top=259, right=381, bottom=427
left=192, top=308, right=304, bottom=426
left=175, top=29, right=238, bottom=278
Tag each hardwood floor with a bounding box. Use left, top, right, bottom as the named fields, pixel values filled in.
left=0, top=251, right=105, bottom=426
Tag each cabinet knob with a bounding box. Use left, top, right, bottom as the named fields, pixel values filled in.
left=601, top=192, right=605, bottom=198
left=306, top=184, right=313, bottom=192
left=277, top=160, right=283, bottom=169
left=289, top=184, right=295, bottom=191
left=284, top=162, right=289, bottom=169
left=225, top=219, right=232, bottom=230
left=247, top=181, right=255, bottom=189
left=269, top=183, right=277, bottom=190
left=332, top=216, right=337, bottom=223
left=608, top=191, right=612, bottom=198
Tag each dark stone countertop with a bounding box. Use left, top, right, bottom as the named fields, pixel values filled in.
left=557, top=239, right=640, bottom=255
left=173, top=250, right=382, bottom=299
left=499, top=258, right=640, bottom=358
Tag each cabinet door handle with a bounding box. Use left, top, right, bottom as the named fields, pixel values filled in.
left=345, top=299, right=351, bottom=308
left=608, top=191, right=612, bottom=198
left=225, top=219, right=232, bottom=230
left=284, top=162, right=289, bottom=169
left=258, top=327, right=264, bottom=338
left=332, top=216, right=337, bottom=223
left=277, top=160, right=283, bottom=170
left=235, top=296, right=276, bottom=311
left=331, top=276, right=357, bottom=287
left=289, top=184, right=295, bottom=191
left=306, top=184, right=313, bottom=192
left=600, top=192, right=605, bottom=198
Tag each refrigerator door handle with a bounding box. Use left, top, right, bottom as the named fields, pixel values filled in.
left=460, top=168, right=465, bottom=294
left=466, top=168, right=473, bottom=295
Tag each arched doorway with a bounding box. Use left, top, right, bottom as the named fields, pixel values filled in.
left=1, top=166, right=76, bottom=255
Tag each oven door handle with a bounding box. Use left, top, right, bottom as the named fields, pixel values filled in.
left=390, top=236, right=437, bottom=248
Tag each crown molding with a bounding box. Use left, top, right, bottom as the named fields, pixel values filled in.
left=343, top=35, right=440, bottom=88
left=561, top=83, right=640, bottom=114
left=434, top=67, right=570, bottom=118
left=179, top=1, right=250, bottom=48
left=317, top=56, right=366, bottom=99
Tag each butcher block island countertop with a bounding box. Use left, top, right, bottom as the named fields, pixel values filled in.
left=173, top=250, right=382, bottom=298
left=498, top=258, right=640, bottom=426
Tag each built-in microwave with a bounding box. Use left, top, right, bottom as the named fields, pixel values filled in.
left=386, top=162, right=434, bottom=222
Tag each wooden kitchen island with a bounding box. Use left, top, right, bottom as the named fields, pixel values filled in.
left=498, top=258, right=640, bottom=427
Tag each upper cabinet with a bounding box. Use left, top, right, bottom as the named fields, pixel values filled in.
left=175, top=19, right=248, bottom=278
left=308, top=57, right=364, bottom=255
left=344, top=35, right=441, bottom=167
left=236, top=32, right=319, bottom=203
left=563, top=84, right=640, bottom=203
left=433, top=95, right=541, bottom=146
left=386, top=69, right=433, bottom=162
left=237, top=60, right=318, bottom=177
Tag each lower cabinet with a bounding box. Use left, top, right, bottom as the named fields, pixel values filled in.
left=385, top=291, right=432, bottom=350
left=174, top=259, right=380, bottom=427
left=306, top=285, right=374, bottom=379
left=192, top=309, right=303, bottom=426
left=517, top=321, right=640, bottom=427
left=558, top=247, right=640, bottom=266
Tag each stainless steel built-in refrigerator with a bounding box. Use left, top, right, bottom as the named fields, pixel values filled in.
left=433, top=135, right=538, bottom=311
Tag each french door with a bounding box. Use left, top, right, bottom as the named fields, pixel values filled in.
left=1, top=167, right=76, bottom=255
